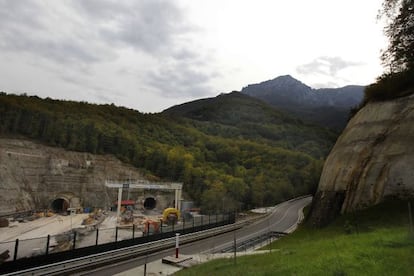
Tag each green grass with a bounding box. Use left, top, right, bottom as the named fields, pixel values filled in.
left=177, top=200, right=414, bottom=276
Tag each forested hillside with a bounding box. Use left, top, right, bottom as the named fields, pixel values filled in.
left=0, top=92, right=337, bottom=211
left=164, top=92, right=337, bottom=159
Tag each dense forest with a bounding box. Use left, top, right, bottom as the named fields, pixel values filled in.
left=164, top=92, right=337, bottom=158
left=0, top=92, right=337, bottom=212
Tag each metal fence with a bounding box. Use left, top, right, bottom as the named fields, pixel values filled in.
left=0, top=213, right=234, bottom=264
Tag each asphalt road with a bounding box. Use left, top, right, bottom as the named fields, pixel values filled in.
left=82, top=196, right=312, bottom=276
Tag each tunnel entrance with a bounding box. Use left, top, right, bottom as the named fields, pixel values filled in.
left=51, top=198, right=69, bottom=213
left=143, top=197, right=156, bottom=210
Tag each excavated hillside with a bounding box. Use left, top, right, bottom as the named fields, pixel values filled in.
left=309, top=94, right=414, bottom=227
left=0, top=138, right=147, bottom=215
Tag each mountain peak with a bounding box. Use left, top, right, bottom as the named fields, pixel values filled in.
left=273, top=74, right=298, bottom=82
left=243, top=75, right=311, bottom=92
left=274, top=74, right=295, bottom=80
left=269, top=75, right=311, bottom=89
left=240, top=74, right=365, bottom=129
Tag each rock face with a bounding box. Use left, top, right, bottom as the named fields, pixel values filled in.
left=0, top=138, right=147, bottom=215
left=309, top=94, right=414, bottom=226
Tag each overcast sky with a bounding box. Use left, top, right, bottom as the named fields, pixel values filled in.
left=0, top=0, right=386, bottom=113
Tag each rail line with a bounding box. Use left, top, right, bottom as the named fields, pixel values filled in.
left=4, top=221, right=247, bottom=276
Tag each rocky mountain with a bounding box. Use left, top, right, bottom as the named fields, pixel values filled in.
left=241, top=75, right=365, bottom=129
left=308, top=93, right=414, bottom=227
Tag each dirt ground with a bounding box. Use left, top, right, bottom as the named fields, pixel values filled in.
left=0, top=210, right=160, bottom=260
left=0, top=214, right=89, bottom=242
left=0, top=213, right=89, bottom=260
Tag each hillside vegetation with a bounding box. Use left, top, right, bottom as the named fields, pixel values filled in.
left=164, top=92, right=337, bottom=158
left=0, top=92, right=336, bottom=211
left=360, top=0, right=414, bottom=106
left=177, top=200, right=414, bottom=275
left=364, top=69, right=414, bottom=103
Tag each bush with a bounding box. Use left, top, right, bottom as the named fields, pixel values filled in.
left=364, top=69, right=414, bottom=103
left=348, top=69, right=414, bottom=121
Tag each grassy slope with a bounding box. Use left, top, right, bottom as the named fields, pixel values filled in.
left=177, top=200, right=414, bottom=275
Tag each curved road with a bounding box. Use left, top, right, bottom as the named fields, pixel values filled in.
left=83, top=196, right=312, bottom=275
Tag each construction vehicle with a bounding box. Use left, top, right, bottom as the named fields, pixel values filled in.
left=162, top=207, right=180, bottom=225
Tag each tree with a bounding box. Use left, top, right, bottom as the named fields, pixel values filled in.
left=201, top=180, right=226, bottom=212
left=380, top=0, right=414, bottom=72
left=362, top=0, right=414, bottom=103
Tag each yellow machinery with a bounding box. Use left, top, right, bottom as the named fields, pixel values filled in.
left=162, top=208, right=180, bottom=225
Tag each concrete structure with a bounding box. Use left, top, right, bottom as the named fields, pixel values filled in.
left=105, top=180, right=182, bottom=223
left=50, top=192, right=81, bottom=212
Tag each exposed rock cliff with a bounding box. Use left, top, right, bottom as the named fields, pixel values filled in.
left=309, top=94, right=414, bottom=226
left=0, top=138, right=147, bottom=215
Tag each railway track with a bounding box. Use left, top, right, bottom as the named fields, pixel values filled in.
left=3, top=221, right=247, bottom=276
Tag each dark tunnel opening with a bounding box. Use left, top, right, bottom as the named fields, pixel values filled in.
left=143, top=197, right=156, bottom=210
left=51, top=198, right=69, bottom=213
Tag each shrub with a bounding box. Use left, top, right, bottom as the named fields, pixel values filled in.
left=364, top=69, right=414, bottom=103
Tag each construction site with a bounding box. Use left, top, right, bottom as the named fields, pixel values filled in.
left=0, top=179, right=205, bottom=263
left=0, top=139, right=230, bottom=266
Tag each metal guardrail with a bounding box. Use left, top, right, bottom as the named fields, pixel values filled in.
left=217, top=196, right=312, bottom=253
left=219, top=231, right=288, bottom=253
left=4, top=221, right=248, bottom=276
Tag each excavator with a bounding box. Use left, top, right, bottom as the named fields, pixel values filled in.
left=162, top=207, right=180, bottom=225
left=141, top=207, right=180, bottom=235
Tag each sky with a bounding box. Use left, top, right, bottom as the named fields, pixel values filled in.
left=0, top=0, right=387, bottom=113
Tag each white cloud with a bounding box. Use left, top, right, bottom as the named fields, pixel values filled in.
left=0, top=0, right=386, bottom=112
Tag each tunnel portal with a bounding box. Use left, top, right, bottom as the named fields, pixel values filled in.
left=51, top=198, right=70, bottom=212
left=143, top=197, right=156, bottom=210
